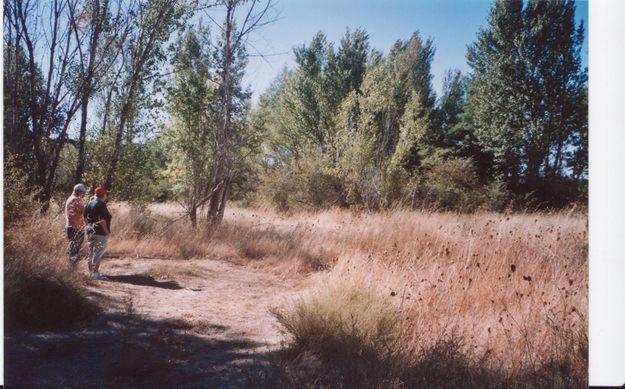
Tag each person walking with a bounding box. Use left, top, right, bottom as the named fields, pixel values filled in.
left=84, top=187, right=112, bottom=280
left=64, top=184, right=88, bottom=267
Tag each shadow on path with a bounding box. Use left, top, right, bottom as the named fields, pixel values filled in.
left=5, top=303, right=276, bottom=387
left=104, top=274, right=183, bottom=290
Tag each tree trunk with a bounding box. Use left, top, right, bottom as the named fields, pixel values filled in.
left=75, top=92, right=90, bottom=183
left=216, top=177, right=231, bottom=224
left=189, top=202, right=197, bottom=229
left=104, top=83, right=136, bottom=189
left=206, top=172, right=223, bottom=225
left=75, top=0, right=107, bottom=184
left=207, top=3, right=234, bottom=226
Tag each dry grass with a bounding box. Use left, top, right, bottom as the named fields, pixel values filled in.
left=260, top=208, right=587, bottom=387
left=4, top=206, right=98, bottom=332
left=6, top=200, right=587, bottom=386
left=106, top=203, right=336, bottom=272
left=105, top=202, right=587, bottom=386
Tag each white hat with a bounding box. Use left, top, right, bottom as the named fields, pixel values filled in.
left=73, top=183, right=88, bottom=193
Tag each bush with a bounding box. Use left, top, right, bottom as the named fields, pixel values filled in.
left=412, top=157, right=510, bottom=212
left=4, top=154, right=39, bottom=223
left=259, top=155, right=344, bottom=211
left=274, top=280, right=405, bottom=385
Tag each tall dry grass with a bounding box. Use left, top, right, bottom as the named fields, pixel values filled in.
left=6, top=201, right=586, bottom=386
left=260, top=208, right=587, bottom=387
left=106, top=202, right=586, bottom=386
left=5, top=204, right=98, bottom=332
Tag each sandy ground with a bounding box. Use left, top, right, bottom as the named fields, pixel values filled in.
left=5, top=257, right=308, bottom=387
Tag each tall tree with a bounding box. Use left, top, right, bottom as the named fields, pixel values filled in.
left=5, top=0, right=88, bottom=207
left=103, top=0, right=185, bottom=189
left=164, top=29, right=217, bottom=228
left=332, top=31, right=437, bottom=208
left=465, top=0, right=587, bottom=198
left=352, top=32, right=436, bottom=164
left=204, top=0, right=274, bottom=225
left=72, top=0, right=127, bottom=183
left=260, top=29, right=370, bottom=162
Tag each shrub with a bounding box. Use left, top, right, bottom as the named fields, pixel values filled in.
left=410, top=157, right=510, bottom=212
left=4, top=154, right=39, bottom=223
left=258, top=155, right=344, bottom=211
left=274, top=279, right=404, bottom=385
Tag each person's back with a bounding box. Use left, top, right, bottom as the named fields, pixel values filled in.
left=65, top=194, right=85, bottom=230
left=64, top=184, right=88, bottom=266
left=84, top=187, right=111, bottom=279
left=84, top=198, right=112, bottom=236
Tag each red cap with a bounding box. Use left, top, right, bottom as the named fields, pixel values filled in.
left=94, top=187, right=108, bottom=197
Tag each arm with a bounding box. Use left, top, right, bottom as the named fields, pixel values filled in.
left=100, top=203, right=112, bottom=235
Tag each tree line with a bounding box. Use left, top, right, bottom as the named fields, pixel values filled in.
left=4, top=0, right=273, bottom=224
left=254, top=0, right=587, bottom=212
left=4, top=0, right=587, bottom=226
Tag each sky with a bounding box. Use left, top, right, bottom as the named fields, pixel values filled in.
left=242, top=0, right=589, bottom=105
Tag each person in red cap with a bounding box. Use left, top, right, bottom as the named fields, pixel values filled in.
left=83, top=186, right=112, bottom=280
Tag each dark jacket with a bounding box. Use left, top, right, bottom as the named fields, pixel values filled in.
left=84, top=198, right=112, bottom=236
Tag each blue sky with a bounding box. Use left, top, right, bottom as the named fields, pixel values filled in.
left=242, top=0, right=589, bottom=105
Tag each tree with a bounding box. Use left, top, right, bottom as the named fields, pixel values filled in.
left=435, top=69, right=467, bottom=151
left=204, top=0, right=275, bottom=225
left=326, top=32, right=437, bottom=208
left=164, top=29, right=217, bottom=228
left=103, top=0, right=186, bottom=190
left=72, top=0, right=128, bottom=183
left=464, top=0, right=587, bottom=201
left=258, top=29, right=370, bottom=163
left=5, top=0, right=88, bottom=208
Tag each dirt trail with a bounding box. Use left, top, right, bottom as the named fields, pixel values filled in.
left=6, top=258, right=309, bottom=387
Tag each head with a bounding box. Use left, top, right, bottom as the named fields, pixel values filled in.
left=94, top=186, right=109, bottom=201
left=73, top=183, right=88, bottom=197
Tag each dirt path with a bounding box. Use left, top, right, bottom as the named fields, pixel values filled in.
left=6, top=258, right=308, bottom=387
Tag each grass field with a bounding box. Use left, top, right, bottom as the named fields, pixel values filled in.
left=5, top=202, right=587, bottom=387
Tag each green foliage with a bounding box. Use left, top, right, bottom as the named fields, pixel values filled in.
left=4, top=1, right=588, bottom=212
left=464, top=0, right=587, bottom=200
left=3, top=154, right=39, bottom=223
left=84, top=134, right=168, bottom=203
left=162, top=29, right=217, bottom=213
left=254, top=3, right=586, bottom=212
left=332, top=32, right=438, bottom=209
left=413, top=157, right=509, bottom=212
left=261, top=29, right=371, bottom=161
left=3, top=45, right=39, bottom=166
left=259, top=154, right=344, bottom=211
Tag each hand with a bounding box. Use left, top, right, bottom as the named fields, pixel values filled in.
left=98, top=220, right=110, bottom=235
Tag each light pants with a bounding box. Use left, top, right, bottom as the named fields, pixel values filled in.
left=87, top=234, right=108, bottom=273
